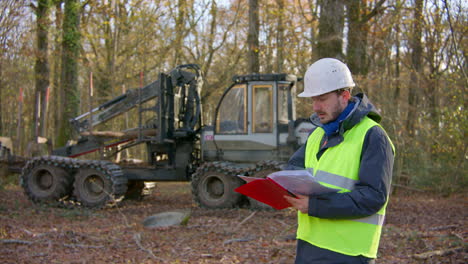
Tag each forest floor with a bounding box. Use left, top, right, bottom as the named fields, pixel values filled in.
left=0, top=177, right=466, bottom=264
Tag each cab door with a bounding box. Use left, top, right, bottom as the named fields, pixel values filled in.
left=249, top=83, right=276, bottom=148
left=206, top=82, right=278, bottom=162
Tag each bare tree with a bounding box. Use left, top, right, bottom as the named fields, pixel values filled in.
left=391, top=1, right=403, bottom=105
left=174, top=0, right=187, bottom=66
left=316, top=0, right=344, bottom=59
left=406, top=0, right=423, bottom=137
left=346, top=0, right=386, bottom=75
left=276, top=0, right=285, bottom=73
left=32, top=0, right=51, bottom=140
left=57, top=0, right=81, bottom=147
left=296, top=0, right=319, bottom=67
left=52, top=0, right=63, bottom=139
left=0, top=0, right=25, bottom=136
left=247, top=0, right=259, bottom=73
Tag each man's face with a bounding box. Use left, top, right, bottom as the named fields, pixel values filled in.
left=311, top=91, right=349, bottom=124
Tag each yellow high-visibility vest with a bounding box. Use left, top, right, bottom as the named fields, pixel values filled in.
left=298, top=116, right=394, bottom=258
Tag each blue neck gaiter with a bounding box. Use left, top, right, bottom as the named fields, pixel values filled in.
left=322, top=101, right=355, bottom=137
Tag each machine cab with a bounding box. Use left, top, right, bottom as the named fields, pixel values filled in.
left=201, top=74, right=307, bottom=163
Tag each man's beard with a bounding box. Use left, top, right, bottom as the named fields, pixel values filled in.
left=319, top=103, right=344, bottom=124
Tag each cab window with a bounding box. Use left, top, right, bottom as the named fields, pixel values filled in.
left=216, top=84, right=247, bottom=134
left=278, top=83, right=289, bottom=124
left=252, top=85, right=273, bottom=133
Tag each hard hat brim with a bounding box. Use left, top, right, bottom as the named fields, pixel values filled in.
left=298, top=91, right=316, bottom=97
left=298, top=84, right=355, bottom=97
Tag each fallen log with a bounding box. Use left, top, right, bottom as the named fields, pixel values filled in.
left=412, top=246, right=464, bottom=259
left=80, top=128, right=158, bottom=140
left=0, top=239, right=33, bottom=245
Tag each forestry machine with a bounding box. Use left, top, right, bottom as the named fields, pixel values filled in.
left=0, top=64, right=315, bottom=209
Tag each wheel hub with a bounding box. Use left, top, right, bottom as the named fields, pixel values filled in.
left=84, top=175, right=105, bottom=195
left=206, top=177, right=224, bottom=197
left=36, top=170, right=53, bottom=190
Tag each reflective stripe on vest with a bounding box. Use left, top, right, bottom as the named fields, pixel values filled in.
left=297, top=116, right=394, bottom=258
left=307, top=168, right=385, bottom=225
left=305, top=167, right=385, bottom=226
left=306, top=168, right=357, bottom=191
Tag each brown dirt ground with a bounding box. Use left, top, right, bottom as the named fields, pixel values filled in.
left=0, top=180, right=466, bottom=264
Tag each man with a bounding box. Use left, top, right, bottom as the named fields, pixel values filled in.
left=284, top=58, right=394, bottom=264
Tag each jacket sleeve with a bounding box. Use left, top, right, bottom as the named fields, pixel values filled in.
left=308, top=126, right=394, bottom=219
left=285, top=127, right=319, bottom=170
left=285, top=144, right=306, bottom=170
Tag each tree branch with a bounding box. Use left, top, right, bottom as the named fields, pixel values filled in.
left=1, top=239, right=33, bottom=245
left=133, top=233, right=166, bottom=262
left=231, top=211, right=257, bottom=233
left=412, top=247, right=464, bottom=259
left=362, top=0, right=387, bottom=23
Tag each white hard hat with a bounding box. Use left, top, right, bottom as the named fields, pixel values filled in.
left=298, top=58, right=355, bottom=97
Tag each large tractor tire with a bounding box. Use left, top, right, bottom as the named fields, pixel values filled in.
left=0, top=141, right=11, bottom=179
left=191, top=163, right=245, bottom=209
left=21, top=162, right=73, bottom=203
left=0, top=147, right=8, bottom=180
left=73, top=162, right=127, bottom=208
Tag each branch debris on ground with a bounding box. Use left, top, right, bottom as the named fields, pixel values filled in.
left=0, top=182, right=466, bottom=263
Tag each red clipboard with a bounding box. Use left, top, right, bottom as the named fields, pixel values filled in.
left=234, top=177, right=296, bottom=210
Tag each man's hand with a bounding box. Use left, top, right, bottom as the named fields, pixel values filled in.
left=284, top=194, right=309, bottom=214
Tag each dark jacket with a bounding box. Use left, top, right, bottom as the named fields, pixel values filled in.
left=286, top=93, right=394, bottom=219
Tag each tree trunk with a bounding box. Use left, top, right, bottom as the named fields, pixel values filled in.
left=307, top=0, right=318, bottom=61
left=247, top=0, right=259, bottom=73
left=16, top=88, right=23, bottom=153
left=393, top=22, right=401, bottom=106
left=174, top=0, right=186, bottom=66
left=393, top=21, right=401, bottom=113
left=316, top=0, right=344, bottom=60
left=406, top=0, right=423, bottom=138
left=346, top=0, right=386, bottom=75
left=34, top=0, right=51, bottom=139
left=346, top=0, right=367, bottom=75
left=57, top=0, right=81, bottom=147
left=0, top=58, right=3, bottom=135
left=276, top=0, right=285, bottom=73
left=95, top=0, right=116, bottom=108
left=202, top=0, right=218, bottom=78
left=53, top=1, right=63, bottom=143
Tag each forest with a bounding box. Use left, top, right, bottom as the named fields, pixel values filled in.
left=0, top=0, right=466, bottom=263
left=0, top=0, right=466, bottom=198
